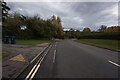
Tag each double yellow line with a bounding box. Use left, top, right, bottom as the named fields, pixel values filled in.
left=25, top=45, right=52, bottom=80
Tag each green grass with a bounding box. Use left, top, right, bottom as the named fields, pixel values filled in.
left=75, top=39, right=120, bottom=50
left=16, top=40, right=51, bottom=45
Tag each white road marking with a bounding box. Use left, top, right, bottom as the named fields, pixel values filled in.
left=56, top=42, right=57, bottom=45
left=108, top=60, right=120, bottom=67
left=53, top=50, right=56, bottom=63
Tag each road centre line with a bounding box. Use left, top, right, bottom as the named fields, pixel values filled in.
left=108, top=60, right=120, bottom=67
left=53, top=50, right=56, bottom=63
left=25, top=45, right=52, bottom=80
left=55, top=42, right=57, bottom=47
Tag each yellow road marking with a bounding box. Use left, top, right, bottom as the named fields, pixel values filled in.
left=9, top=54, right=26, bottom=62
left=25, top=57, right=42, bottom=80
left=25, top=45, right=52, bottom=80
left=29, top=57, right=44, bottom=80
left=29, top=45, right=52, bottom=80
left=30, top=47, right=46, bottom=63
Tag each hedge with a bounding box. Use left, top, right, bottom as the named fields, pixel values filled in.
left=78, top=32, right=120, bottom=40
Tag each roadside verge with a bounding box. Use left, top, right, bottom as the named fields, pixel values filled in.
left=74, top=40, right=120, bottom=52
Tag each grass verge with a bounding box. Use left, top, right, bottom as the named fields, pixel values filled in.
left=16, top=40, right=51, bottom=45
left=75, top=39, right=119, bottom=50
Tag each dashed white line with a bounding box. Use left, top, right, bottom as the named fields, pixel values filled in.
left=53, top=50, right=56, bottom=63
left=108, top=60, right=120, bottom=67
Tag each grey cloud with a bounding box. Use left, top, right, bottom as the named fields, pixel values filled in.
left=7, top=2, right=118, bottom=31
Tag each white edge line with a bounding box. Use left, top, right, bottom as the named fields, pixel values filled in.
left=108, top=60, right=120, bottom=67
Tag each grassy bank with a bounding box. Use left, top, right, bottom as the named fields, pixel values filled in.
left=16, top=40, right=51, bottom=45
left=75, top=39, right=119, bottom=50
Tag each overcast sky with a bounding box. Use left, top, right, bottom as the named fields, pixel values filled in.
left=6, top=0, right=118, bottom=31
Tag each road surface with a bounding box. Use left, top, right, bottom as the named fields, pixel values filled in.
left=18, top=40, right=119, bottom=79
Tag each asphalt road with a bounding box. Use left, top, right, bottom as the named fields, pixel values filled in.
left=18, top=40, right=119, bottom=79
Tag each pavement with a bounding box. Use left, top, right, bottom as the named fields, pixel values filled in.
left=18, top=39, right=119, bottom=79
left=2, top=43, right=49, bottom=79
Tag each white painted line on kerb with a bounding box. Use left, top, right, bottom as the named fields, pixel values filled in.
left=108, top=60, right=120, bottom=67
left=53, top=50, right=56, bottom=63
